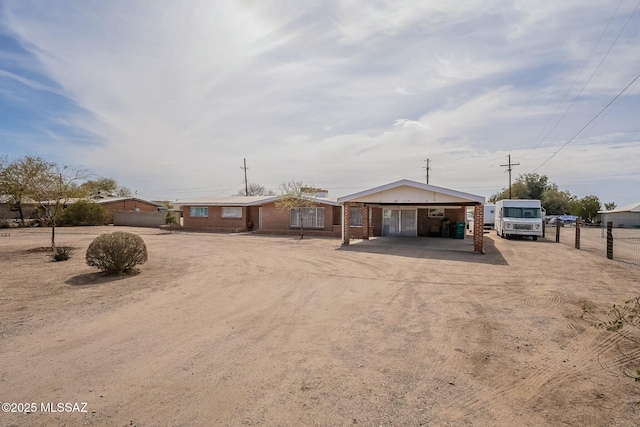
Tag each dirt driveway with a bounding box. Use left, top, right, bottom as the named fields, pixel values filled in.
left=1, top=227, right=639, bottom=426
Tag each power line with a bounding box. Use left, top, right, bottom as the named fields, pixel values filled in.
left=532, top=70, right=640, bottom=173
left=524, top=0, right=638, bottom=157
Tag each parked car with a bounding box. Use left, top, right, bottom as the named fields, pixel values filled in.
left=548, top=217, right=564, bottom=227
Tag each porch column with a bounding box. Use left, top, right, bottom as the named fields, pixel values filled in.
left=362, top=205, right=369, bottom=240
left=473, top=204, right=484, bottom=253
left=343, top=203, right=351, bottom=245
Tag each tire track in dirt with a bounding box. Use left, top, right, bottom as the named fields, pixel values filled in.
left=448, top=290, right=586, bottom=426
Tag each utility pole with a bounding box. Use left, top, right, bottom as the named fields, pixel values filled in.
left=500, top=154, right=520, bottom=199
left=241, top=158, right=249, bottom=196
left=423, top=159, right=431, bottom=184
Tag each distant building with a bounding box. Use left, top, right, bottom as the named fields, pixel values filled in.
left=597, top=203, right=640, bottom=228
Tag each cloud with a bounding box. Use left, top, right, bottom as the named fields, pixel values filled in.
left=1, top=1, right=639, bottom=205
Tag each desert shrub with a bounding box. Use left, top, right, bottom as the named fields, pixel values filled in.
left=59, top=200, right=107, bottom=226
left=86, top=231, right=147, bottom=275
left=52, top=246, right=74, bottom=261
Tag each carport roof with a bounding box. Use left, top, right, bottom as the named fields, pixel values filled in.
left=337, top=179, right=485, bottom=205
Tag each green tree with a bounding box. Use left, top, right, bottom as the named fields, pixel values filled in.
left=571, top=195, right=601, bottom=223
left=489, top=173, right=549, bottom=202
left=235, top=183, right=275, bottom=196
left=275, top=181, right=318, bottom=239
left=0, top=156, right=52, bottom=224
left=165, top=210, right=177, bottom=233
left=604, top=202, right=617, bottom=211
left=59, top=200, right=107, bottom=226
left=541, top=186, right=576, bottom=215
left=489, top=181, right=528, bottom=202
left=79, top=177, right=131, bottom=198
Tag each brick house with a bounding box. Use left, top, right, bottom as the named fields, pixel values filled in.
left=96, top=197, right=163, bottom=224
left=177, top=180, right=486, bottom=252
left=178, top=195, right=341, bottom=236
left=338, top=180, right=486, bottom=253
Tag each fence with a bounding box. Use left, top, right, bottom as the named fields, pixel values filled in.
left=554, top=221, right=640, bottom=267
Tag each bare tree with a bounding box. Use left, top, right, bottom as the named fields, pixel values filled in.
left=27, top=162, right=88, bottom=249
left=235, top=183, right=275, bottom=196
left=275, top=181, right=318, bottom=239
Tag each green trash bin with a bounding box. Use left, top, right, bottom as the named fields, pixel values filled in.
left=453, top=222, right=465, bottom=239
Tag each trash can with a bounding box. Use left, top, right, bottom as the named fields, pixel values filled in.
left=441, top=220, right=450, bottom=238
left=453, top=222, right=465, bottom=239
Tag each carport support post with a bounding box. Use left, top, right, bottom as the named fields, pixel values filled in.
left=473, top=204, right=484, bottom=253
left=361, top=204, right=369, bottom=240
left=555, top=220, right=560, bottom=243
left=342, top=203, right=351, bottom=245
left=575, top=218, right=581, bottom=249
left=606, top=221, right=613, bottom=259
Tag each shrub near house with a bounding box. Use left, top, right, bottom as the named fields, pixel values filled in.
left=59, top=200, right=107, bottom=226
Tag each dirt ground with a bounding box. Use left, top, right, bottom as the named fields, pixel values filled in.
left=1, top=226, right=639, bottom=426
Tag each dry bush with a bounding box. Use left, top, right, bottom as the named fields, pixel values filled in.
left=52, top=246, right=74, bottom=261
left=86, top=232, right=147, bottom=275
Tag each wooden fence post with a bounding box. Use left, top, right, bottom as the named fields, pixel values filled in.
left=555, top=220, right=560, bottom=243
left=575, top=218, right=581, bottom=249
left=606, top=221, right=613, bottom=259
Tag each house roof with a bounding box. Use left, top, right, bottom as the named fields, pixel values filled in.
left=175, top=195, right=340, bottom=207
left=95, top=197, right=163, bottom=207
left=337, top=179, right=485, bottom=205
left=598, top=202, right=640, bottom=214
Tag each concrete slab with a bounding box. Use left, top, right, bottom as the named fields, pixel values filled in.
left=348, top=236, right=475, bottom=252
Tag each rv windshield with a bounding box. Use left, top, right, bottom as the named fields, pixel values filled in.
left=503, top=207, right=541, bottom=219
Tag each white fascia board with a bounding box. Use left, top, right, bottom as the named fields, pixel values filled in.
left=338, top=179, right=484, bottom=204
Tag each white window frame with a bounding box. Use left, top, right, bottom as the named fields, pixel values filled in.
left=290, top=207, right=325, bottom=228
left=221, top=207, right=242, bottom=218
left=189, top=207, right=208, bottom=217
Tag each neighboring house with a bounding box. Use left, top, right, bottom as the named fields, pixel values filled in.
left=95, top=197, right=163, bottom=223
left=177, top=195, right=341, bottom=236
left=597, top=203, right=640, bottom=228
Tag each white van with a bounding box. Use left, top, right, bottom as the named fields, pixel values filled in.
left=495, top=199, right=543, bottom=241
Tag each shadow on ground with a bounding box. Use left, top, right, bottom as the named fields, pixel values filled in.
left=337, top=236, right=508, bottom=266
left=65, top=271, right=138, bottom=286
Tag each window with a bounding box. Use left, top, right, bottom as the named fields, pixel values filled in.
left=503, top=207, right=541, bottom=219
left=290, top=207, right=325, bottom=228
left=221, top=207, right=242, bottom=218
left=189, top=207, right=208, bottom=217
left=350, top=207, right=362, bottom=226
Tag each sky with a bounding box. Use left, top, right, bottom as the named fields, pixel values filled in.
left=1, top=0, right=639, bottom=206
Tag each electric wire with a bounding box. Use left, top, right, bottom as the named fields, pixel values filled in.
left=532, top=71, right=640, bottom=173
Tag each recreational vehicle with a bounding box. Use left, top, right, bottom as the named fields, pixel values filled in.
left=495, top=199, right=543, bottom=240
left=466, top=203, right=496, bottom=233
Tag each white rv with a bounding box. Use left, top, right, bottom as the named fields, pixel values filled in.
left=466, top=204, right=496, bottom=233
left=495, top=199, right=543, bottom=241
left=483, top=204, right=496, bottom=229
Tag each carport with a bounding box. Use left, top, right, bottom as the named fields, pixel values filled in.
left=338, top=179, right=486, bottom=253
